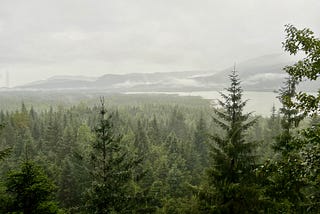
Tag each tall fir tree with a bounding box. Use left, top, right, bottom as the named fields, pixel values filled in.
left=268, top=104, right=281, bottom=135
left=85, top=98, right=141, bottom=213
left=199, top=67, right=260, bottom=213
left=274, top=77, right=304, bottom=153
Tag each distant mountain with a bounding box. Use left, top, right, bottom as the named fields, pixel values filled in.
left=193, top=54, right=292, bottom=91
left=21, top=75, right=97, bottom=89
left=15, top=54, right=318, bottom=92
left=18, top=70, right=214, bottom=91
left=47, top=75, right=97, bottom=81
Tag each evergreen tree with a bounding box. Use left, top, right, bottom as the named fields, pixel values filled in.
left=0, top=124, right=11, bottom=162
left=85, top=98, right=141, bottom=213
left=4, top=160, right=60, bottom=213
left=44, top=107, right=63, bottom=155
left=273, top=77, right=304, bottom=154
left=165, top=133, right=190, bottom=198
left=57, top=155, right=89, bottom=213
left=134, top=119, right=149, bottom=155
left=267, top=104, right=281, bottom=137
left=200, top=67, right=260, bottom=213
left=194, top=113, right=209, bottom=167
left=148, top=115, right=161, bottom=145
left=29, top=106, right=41, bottom=141
left=168, top=107, right=188, bottom=140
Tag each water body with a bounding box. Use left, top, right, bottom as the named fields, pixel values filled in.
left=126, top=91, right=281, bottom=117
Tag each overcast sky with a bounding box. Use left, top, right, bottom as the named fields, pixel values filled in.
left=0, top=0, right=319, bottom=86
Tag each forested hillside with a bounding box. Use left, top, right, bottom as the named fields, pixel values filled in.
left=0, top=89, right=283, bottom=213
left=0, top=25, right=319, bottom=213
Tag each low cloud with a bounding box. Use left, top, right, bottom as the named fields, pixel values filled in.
left=0, top=0, right=319, bottom=86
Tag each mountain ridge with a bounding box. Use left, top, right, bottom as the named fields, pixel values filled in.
left=13, top=54, right=318, bottom=92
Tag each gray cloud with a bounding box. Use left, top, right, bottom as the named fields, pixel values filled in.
left=0, top=0, right=319, bottom=86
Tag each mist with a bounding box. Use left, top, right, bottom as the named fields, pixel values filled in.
left=0, top=0, right=319, bottom=86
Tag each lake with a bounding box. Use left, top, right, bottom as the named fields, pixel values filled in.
left=126, top=91, right=281, bottom=117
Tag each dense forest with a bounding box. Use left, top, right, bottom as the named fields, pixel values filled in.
left=0, top=25, right=319, bottom=213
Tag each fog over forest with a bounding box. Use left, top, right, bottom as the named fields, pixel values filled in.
left=0, top=1, right=320, bottom=214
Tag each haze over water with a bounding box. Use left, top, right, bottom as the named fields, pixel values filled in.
left=126, top=91, right=281, bottom=116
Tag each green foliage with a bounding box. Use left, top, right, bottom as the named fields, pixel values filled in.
left=201, top=68, right=261, bottom=213
left=0, top=148, right=11, bottom=162
left=283, top=24, right=320, bottom=81
left=4, top=161, right=60, bottom=213
left=1, top=90, right=311, bottom=212
left=258, top=123, right=320, bottom=212
left=273, top=77, right=304, bottom=154
left=194, top=114, right=209, bottom=168
left=0, top=24, right=318, bottom=213
left=85, top=98, right=142, bottom=213
left=258, top=25, right=320, bottom=213
left=0, top=25, right=318, bottom=213
left=283, top=24, right=320, bottom=115
left=0, top=124, right=12, bottom=162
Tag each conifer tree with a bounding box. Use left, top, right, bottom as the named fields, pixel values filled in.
left=268, top=104, right=281, bottom=136
left=148, top=115, right=161, bottom=145
left=200, top=67, right=260, bottom=213
left=57, top=157, right=83, bottom=212
left=194, top=113, right=208, bottom=167
left=5, top=161, right=60, bottom=213
left=274, top=77, right=304, bottom=153
left=168, top=107, right=188, bottom=140
left=134, top=119, right=149, bottom=155
left=85, top=98, right=141, bottom=213
left=0, top=124, right=11, bottom=161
